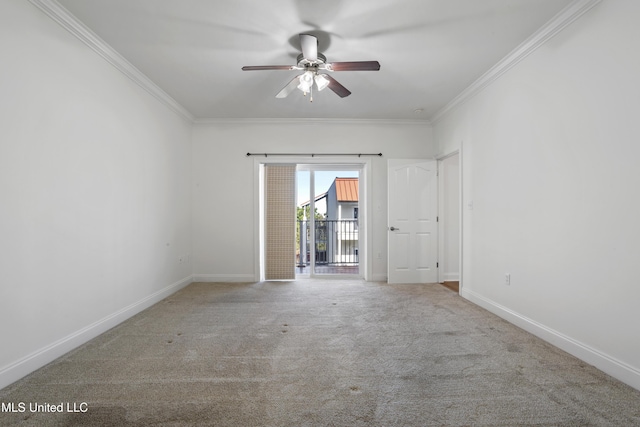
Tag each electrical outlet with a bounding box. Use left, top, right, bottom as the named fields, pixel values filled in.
left=505, top=273, right=511, bottom=286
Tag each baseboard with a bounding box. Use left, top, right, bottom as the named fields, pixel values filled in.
left=192, top=274, right=256, bottom=283
left=443, top=272, right=460, bottom=282
left=370, top=273, right=388, bottom=282
left=460, top=288, right=640, bottom=392
left=0, top=275, right=193, bottom=390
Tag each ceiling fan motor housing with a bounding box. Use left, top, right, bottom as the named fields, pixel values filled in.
left=297, top=52, right=327, bottom=66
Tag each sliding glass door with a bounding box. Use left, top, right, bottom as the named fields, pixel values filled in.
left=296, top=166, right=360, bottom=277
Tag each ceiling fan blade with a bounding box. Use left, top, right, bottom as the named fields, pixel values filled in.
left=299, top=34, right=318, bottom=61
left=329, top=61, right=381, bottom=71
left=242, top=65, right=295, bottom=71
left=324, top=75, right=351, bottom=98
left=276, top=76, right=301, bottom=98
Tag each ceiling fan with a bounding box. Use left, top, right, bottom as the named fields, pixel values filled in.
left=242, top=34, right=380, bottom=101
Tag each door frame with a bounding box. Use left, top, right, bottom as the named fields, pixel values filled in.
left=436, top=149, right=462, bottom=289
left=253, top=156, right=372, bottom=281
left=297, top=165, right=362, bottom=279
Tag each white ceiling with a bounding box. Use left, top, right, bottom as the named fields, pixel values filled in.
left=56, top=0, right=573, bottom=121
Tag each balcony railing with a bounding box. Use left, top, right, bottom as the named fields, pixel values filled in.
left=297, top=219, right=359, bottom=267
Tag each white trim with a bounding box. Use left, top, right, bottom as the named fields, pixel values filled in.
left=371, top=274, right=388, bottom=282
left=28, top=0, right=194, bottom=123
left=362, top=160, right=373, bottom=282
left=437, top=150, right=461, bottom=286
left=458, top=142, right=464, bottom=290
left=431, top=0, right=602, bottom=124
left=437, top=159, right=444, bottom=284
left=0, top=275, right=193, bottom=390
left=192, top=274, right=257, bottom=283
left=26, top=0, right=600, bottom=126
left=194, top=118, right=431, bottom=126
left=309, top=169, right=318, bottom=276
left=460, top=288, right=640, bottom=392
left=436, top=150, right=460, bottom=161
left=297, top=274, right=363, bottom=281
left=255, top=163, right=265, bottom=281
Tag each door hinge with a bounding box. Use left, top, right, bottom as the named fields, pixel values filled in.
left=436, top=262, right=439, bottom=268
left=437, top=216, right=439, bottom=222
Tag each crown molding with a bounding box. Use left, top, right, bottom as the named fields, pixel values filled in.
left=27, top=0, right=430, bottom=127
left=28, top=0, right=195, bottom=123
left=29, top=0, right=599, bottom=127
left=192, top=117, right=432, bottom=126
left=430, top=0, right=602, bottom=124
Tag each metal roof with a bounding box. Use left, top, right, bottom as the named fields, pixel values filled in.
left=335, top=178, right=358, bottom=202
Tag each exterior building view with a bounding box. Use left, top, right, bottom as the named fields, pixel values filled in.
left=325, top=177, right=359, bottom=265
left=298, top=177, right=359, bottom=272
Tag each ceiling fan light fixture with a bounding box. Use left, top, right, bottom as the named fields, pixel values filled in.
left=297, top=71, right=314, bottom=93
left=314, top=74, right=330, bottom=91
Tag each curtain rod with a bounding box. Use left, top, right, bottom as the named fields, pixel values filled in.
left=246, top=152, right=382, bottom=157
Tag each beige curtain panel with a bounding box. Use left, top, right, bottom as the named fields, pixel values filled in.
left=264, top=165, right=296, bottom=280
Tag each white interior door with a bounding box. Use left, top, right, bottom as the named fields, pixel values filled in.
left=388, top=159, right=438, bottom=283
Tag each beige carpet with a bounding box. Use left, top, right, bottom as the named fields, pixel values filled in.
left=1, top=281, right=639, bottom=426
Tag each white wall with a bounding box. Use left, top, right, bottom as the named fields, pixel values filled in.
left=192, top=121, right=434, bottom=282
left=338, top=202, right=358, bottom=220
left=434, top=0, right=640, bottom=390
left=0, top=1, right=192, bottom=388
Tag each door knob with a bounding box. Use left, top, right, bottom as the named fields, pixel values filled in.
left=389, top=226, right=400, bottom=231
